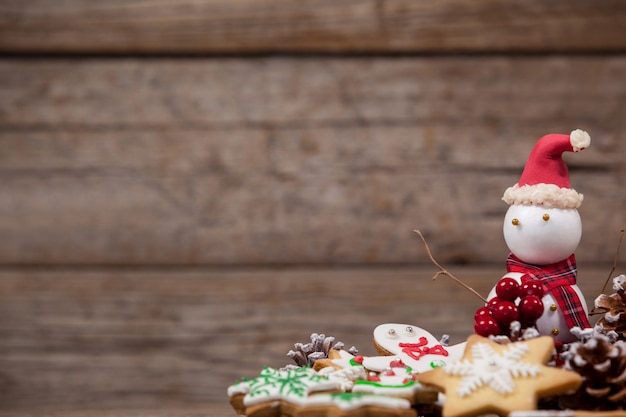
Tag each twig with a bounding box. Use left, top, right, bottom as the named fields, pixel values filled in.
left=413, top=230, right=488, bottom=304
left=590, top=229, right=625, bottom=316
left=599, top=229, right=624, bottom=295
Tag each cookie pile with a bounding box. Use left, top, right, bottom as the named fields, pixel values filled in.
left=227, top=323, right=626, bottom=417
left=227, top=328, right=446, bottom=417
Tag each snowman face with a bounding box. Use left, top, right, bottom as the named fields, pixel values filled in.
left=503, top=204, right=581, bottom=265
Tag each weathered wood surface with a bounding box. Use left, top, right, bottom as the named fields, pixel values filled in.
left=0, top=0, right=625, bottom=54
left=3, top=405, right=626, bottom=417
left=0, top=265, right=609, bottom=411
left=0, top=405, right=236, bottom=417
left=1, top=57, right=625, bottom=266
left=0, top=405, right=231, bottom=417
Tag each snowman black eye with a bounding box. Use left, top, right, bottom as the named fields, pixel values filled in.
left=511, top=218, right=520, bottom=226
left=542, top=214, right=550, bottom=221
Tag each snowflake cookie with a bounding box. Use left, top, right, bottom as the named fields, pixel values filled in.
left=227, top=366, right=341, bottom=415
left=415, top=335, right=582, bottom=417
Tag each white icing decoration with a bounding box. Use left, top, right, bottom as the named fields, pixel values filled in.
left=444, top=342, right=540, bottom=397
left=227, top=380, right=250, bottom=397
left=509, top=411, right=574, bottom=417
left=355, top=364, right=430, bottom=397
left=361, top=356, right=402, bottom=373
left=305, top=392, right=411, bottom=410
left=242, top=367, right=340, bottom=406
left=318, top=366, right=366, bottom=392
left=352, top=381, right=420, bottom=397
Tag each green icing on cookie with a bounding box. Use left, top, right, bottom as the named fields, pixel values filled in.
left=349, top=358, right=365, bottom=367
left=247, top=367, right=332, bottom=400
left=354, top=379, right=416, bottom=389
left=330, top=392, right=367, bottom=402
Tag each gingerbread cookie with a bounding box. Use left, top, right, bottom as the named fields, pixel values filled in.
left=313, top=348, right=361, bottom=372
left=415, top=335, right=582, bottom=417
left=352, top=356, right=438, bottom=406
left=228, top=366, right=420, bottom=417
left=297, top=392, right=416, bottom=417
left=228, top=366, right=341, bottom=416
left=370, top=323, right=466, bottom=373
left=314, top=347, right=438, bottom=407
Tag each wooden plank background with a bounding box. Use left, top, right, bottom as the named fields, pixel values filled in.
left=0, top=1, right=626, bottom=414
left=0, top=265, right=611, bottom=411
left=1, top=57, right=625, bottom=266
left=0, top=0, right=625, bottom=54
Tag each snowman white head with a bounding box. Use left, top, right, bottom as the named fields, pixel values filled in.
left=502, top=129, right=591, bottom=265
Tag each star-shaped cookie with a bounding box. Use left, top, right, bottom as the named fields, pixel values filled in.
left=415, top=335, right=581, bottom=417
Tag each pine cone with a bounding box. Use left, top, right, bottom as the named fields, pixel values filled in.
left=594, top=275, right=626, bottom=338
left=560, top=333, right=626, bottom=410
left=285, top=333, right=357, bottom=368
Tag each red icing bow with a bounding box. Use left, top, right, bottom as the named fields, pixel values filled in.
left=398, top=337, right=449, bottom=361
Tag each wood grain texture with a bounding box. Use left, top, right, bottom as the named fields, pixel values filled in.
left=0, top=265, right=609, bottom=411
left=3, top=405, right=626, bottom=417
left=0, top=405, right=232, bottom=417
left=1, top=57, right=625, bottom=266
left=0, top=0, right=625, bottom=54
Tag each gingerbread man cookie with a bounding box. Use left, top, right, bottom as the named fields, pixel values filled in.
left=370, top=323, right=466, bottom=373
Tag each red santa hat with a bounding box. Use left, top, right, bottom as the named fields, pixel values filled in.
left=502, top=129, right=591, bottom=209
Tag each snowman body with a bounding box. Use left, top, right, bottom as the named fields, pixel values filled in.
left=488, top=204, right=589, bottom=343
left=488, top=272, right=588, bottom=343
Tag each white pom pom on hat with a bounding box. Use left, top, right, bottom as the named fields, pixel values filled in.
left=502, top=129, right=591, bottom=209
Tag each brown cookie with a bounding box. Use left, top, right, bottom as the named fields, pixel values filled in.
left=416, top=335, right=581, bottom=417
left=295, top=393, right=417, bottom=417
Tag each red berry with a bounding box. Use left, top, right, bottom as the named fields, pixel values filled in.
left=474, top=316, right=501, bottom=337
left=492, top=300, right=519, bottom=327
left=519, top=295, right=544, bottom=321
left=520, top=280, right=544, bottom=298
left=487, top=297, right=501, bottom=311
left=495, top=278, right=520, bottom=301
left=474, top=306, right=493, bottom=321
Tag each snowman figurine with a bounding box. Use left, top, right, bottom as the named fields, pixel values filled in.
left=487, top=129, right=593, bottom=343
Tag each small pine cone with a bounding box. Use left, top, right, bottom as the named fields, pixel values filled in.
left=286, top=333, right=357, bottom=368
left=595, top=275, right=626, bottom=339
left=560, top=334, right=626, bottom=410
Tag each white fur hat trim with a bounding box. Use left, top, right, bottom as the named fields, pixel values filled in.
left=502, top=183, right=583, bottom=209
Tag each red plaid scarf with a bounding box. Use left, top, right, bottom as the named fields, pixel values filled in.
left=506, top=252, right=591, bottom=330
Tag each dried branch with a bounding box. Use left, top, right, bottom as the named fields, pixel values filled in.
left=591, top=229, right=624, bottom=316
left=600, top=230, right=624, bottom=295
left=413, top=229, right=487, bottom=304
